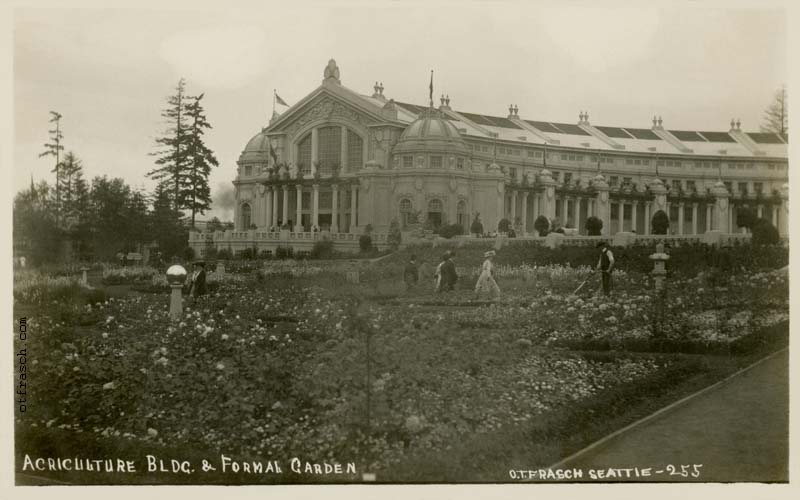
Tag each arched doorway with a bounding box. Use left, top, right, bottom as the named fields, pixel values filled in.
left=456, top=200, right=467, bottom=231
left=427, top=198, right=443, bottom=228
left=399, top=198, right=413, bottom=227
left=240, top=203, right=252, bottom=230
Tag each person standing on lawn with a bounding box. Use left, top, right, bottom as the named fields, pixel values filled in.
left=434, top=252, right=448, bottom=292
left=442, top=251, right=458, bottom=291
left=404, top=255, right=419, bottom=291
left=596, top=242, right=615, bottom=296
left=187, top=260, right=207, bottom=299
left=475, top=250, right=500, bottom=299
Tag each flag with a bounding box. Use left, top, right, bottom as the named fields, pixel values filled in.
left=275, top=92, right=288, bottom=107
left=429, top=70, right=433, bottom=106
left=270, top=143, right=278, bottom=165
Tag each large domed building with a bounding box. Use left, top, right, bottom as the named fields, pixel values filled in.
left=192, top=59, right=788, bottom=255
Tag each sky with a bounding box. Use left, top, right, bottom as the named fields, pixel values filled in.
left=9, top=0, right=789, bottom=221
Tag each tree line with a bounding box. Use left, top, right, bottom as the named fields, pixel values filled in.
left=14, top=78, right=220, bottom=265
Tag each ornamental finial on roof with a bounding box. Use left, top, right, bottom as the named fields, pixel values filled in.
left=513, top=104, right=518, bottom=116
left=736, top=118, right=741, bottom=130
left=730, top=119, right=736, bottom=131
left=442, top=94, right=447, bottom=107
left=653, top=115, right=658, bottom=128
left=445, top=95, right=450, bottom=107
left=657, top=116, right=663, bottom=127
left=379, top=82, right=384, bottom=95
left=323, top=59, right=340, bottom=84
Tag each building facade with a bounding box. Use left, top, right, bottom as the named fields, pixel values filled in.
left=192, top=59, right=789, bottom=255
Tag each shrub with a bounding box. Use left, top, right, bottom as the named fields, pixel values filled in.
left=651, top=210, right=670, bottom=235
left=217, top=248, right=233, bottom=260
left=359, top=234, right=374, bottom=253
left=275, top=246, right=294, bottom=259
left=237, top=248, right=257, bottom=260
left=183, top=247, right=196, bottom=261
left=534, top=215, right=550, bottom=236
left=470, top=215, right=484, bottom=236
left=437, top=224, right=464, bottom=239
left=585, top=216, right=603, bottom=236
left=387, top=219, right=402, bottom=250
left=311, top=238, right=335, bottom=259
left=498, top=218, right=511, bottom=233
left=751, top=218, right=780, bottom=246
left=736, top=207, right=757, bottom=230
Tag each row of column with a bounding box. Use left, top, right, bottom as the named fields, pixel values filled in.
left=257, top=184, right=358, bottom=232
left=506, top=191, right=786, bottom=236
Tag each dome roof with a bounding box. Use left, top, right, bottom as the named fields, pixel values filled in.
left=392, top=108, right=469, bottom=156
left=239, top=130, right=270, bottom=162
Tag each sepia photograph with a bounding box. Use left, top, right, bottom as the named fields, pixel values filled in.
left=2, top=0, right=796, bottom=496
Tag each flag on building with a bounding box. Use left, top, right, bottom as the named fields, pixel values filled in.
left=429, top=70, right=433, bottom=107
left=275, top=92, right=288, bottom=107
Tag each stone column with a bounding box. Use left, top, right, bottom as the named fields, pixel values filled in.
left=712, top=181, right=730, bottom=232
left=757, top=205, right=763, bottom=219
left=510, top=190, right=517, bottom=223
left=521, top=191, right=529, bottom=235
left=272, top=186, right=279, bottom=227
left=532, top=193, right=539, bottom=222
left=728, top=203, right=734, bottom=233
left=772, top=204, right=778, bottom=227
left=691, top=203, right=698, bottom=235
left=631, top=201, right=638, bottom=233
left=282, top=185, right=289, bottom=226
left=678, top=202, right=685, bottom=235
left=539, top=170, right=558, bottom=223
left=310, top=128, right=319, bottom=176
left=592, top=174, right=611, bottom=235
left=350, top=184, right=358, bottom=232
left=644, top=202, right=651, bottom=235
left=340, top=126, right=348, bottom=173
left=265, top=188, right=274, bottom=230
left=562, top=197, right=569, bottom=226
left=575, top=197, right=582, bottom=234
left=779, top=184, right=789, bottom=237
left=617, top=202, right=625, bottom=233
left=331, top=184, right=339, bottom=233
left=706, top=204, right=712, bottom=232
left=295, top=184, right=303, bottom=232
left=312, top=184, right=320, bottom=228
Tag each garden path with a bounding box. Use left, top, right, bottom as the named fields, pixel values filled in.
left=555, top=349, right=788, bottom=482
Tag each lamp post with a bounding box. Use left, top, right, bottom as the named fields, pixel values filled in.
left=166, top=264, right=187, bottom=320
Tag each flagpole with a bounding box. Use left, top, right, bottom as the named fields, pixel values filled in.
left=429, top=70, right=434, bottom=108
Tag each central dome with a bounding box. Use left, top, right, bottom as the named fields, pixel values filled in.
left=239, top=129, right=270, bottom=162
left=392, top=108, right=469, bottom=156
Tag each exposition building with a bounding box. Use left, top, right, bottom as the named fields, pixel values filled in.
left=190, top=59, right=789, bottom=255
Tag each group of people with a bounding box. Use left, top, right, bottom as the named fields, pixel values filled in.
left=401, top=241, right=615, bottom=298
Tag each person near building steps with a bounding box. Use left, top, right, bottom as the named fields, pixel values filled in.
left=596, top=242, right=615, bottom=296
left=441, top=251, right=458, bottom=291
left=404, top=255, right=419, bottom=291
left=187, top=261, right=207, bottom=299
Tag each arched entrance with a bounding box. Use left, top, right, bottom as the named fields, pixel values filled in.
left=427, top=198, right=443, bottom=228
left=240, top=203, right=252, bottom=230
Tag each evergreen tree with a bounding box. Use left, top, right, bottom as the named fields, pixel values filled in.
left=150, top=182, right=187, bottom=259
left=88, top=176, right=135, bottom=260
left=38, top=111, right=64, bottom=225
left=761, top=86, right=788, bottom=138
left=149, top=78, right=190, bottom=209
left=13, top=181, right=62, bottom=264
left=183, top=93, right=219, bottom=227
left=59, top=151, right=83, bottom=226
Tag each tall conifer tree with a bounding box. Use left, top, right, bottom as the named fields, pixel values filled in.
left=149, top=79, right=190, bottom=210
left=38, top=111, right=64, bottom=225
left=183, top=93, right=219, bottom=227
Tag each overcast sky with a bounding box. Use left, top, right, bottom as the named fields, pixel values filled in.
left=11, top=1, right=788, bottom=221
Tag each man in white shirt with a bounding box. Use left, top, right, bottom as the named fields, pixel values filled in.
left=596, top=242, right=615, bottom=296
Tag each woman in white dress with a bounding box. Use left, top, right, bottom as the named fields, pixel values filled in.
left=475, top=250, right=500, bottom=299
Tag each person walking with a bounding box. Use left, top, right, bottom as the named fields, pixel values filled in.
left=474, top=250, right=500, bottom=299
left=404, top=255, right=419, bottom=291
left=187, top=260, right=207, bottom=299
left=442, top=251, right=458, bottom=291
left=596, top=242, right=615, bottom=296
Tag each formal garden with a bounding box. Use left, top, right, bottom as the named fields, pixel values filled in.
left=13, top=241, right=789, bottom=483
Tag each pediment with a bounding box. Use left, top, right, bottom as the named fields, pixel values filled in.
left=267, top=86, right=394, bottom=139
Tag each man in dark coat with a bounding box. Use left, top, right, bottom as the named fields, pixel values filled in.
left=188, top=261, right=207, bottom=298
left=596, top=242, right=615, bottom=296
left=441, top=251, right=458, bottom=291
left=404, top=255, right=419, bottom=290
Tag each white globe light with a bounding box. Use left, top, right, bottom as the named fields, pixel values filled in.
left=166, top=264, right=188, bottom=285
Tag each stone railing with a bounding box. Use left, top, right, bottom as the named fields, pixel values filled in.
left=189, top=230, right=387, bottom=244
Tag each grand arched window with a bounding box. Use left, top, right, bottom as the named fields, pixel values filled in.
left=399, top=198, right=413, bottom=226
left=427, top=198, right=443, bottom=228
left=297, top=134, right=312, bottom=174
left=240, top=203, right=252, bottom=230
left=347, top=131, right=363, bottom=170
left=318, top=126, right=341, bottom=175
